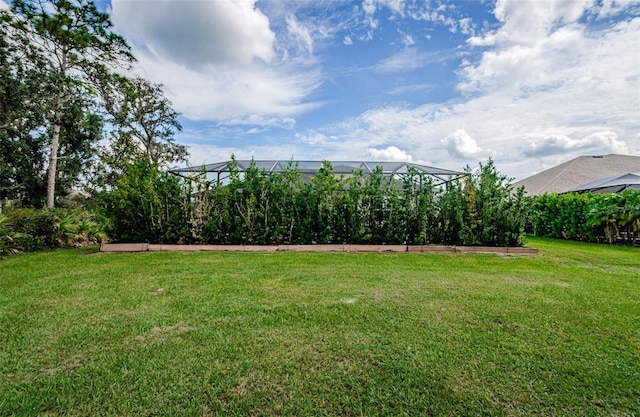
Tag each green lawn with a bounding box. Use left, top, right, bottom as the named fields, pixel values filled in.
left=1, top=237, right=638, bottom=416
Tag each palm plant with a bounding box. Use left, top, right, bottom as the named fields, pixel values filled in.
left=587, top=193, right=624, bottom=244
left=0, top=213, right=22, bottom=256
left=618, top=189, right=640, bottom=244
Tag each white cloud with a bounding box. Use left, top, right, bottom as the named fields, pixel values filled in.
left=293, top=4, right=639, bottom=180
left=295, top=132, right=335, bottom=145
left=401, top=34, right=415, bottom=46
left=111, top=0, right=322, bottom=123
left=368, top=146, right=413, bottom=161
left=522, top=131, right=629, bottom=157
left=460, top=25, right=589, bottom=93
left=373, top=48, right=465, bottom=74
left=310, top=49, right=637, bottom=177
left=286, top=13, right=314, bottom=54
left=132, top=51, right=321, bottom=121
left=185, top=143, right=304, bottom=166
left=112, top=0, right=275, bottom=70
left=441, top=130, right=482, bottom=159
left=221, top=115, right=296, bottom=130
left=405, top=2, right=458, bottom=30
left=362, top=0, right=377, bottom=16
left=490, top=0, right=593, bottom=45
left=386, top=83, right=436, bottom=95
left=110, top=0, right=639, bottom=181
left=457, top=17, right=475, bottom=36
left=361, top=0, right=378, bottom=36
left=378, top=0, right=406, bottom=17
left=0, top=1, right=8, bottom=10
left=374, top=48, right=423, bottom=73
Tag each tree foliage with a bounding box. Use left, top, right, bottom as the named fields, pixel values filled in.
left=530, top=193, right=604, bottom=241
left=2, top=0, right=186, bottom=211
left=99, top=76, right=188, bottom=174
left=586, top=189, right=640, bottom=244
left=0, top=212, right=23, bottom=256
left=460, top=159, right=530, bottom=246
left=6, top=0, right=134, bottom=207
left=1, top=18, right=105, bottom=207
left=0, top=17, right=48, bottom=206
left=1, top=204, right=108, bottom=257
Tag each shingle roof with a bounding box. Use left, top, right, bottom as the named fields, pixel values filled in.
left=513, top=154, right=640, bottom=196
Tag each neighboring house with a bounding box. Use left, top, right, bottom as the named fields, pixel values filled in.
left=513, top=154, right=640, bottom=196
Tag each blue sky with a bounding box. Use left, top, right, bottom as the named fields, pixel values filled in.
left=46, top=1, right=640, bottom=179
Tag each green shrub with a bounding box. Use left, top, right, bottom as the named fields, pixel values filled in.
left=102, top=158, right=187, bottom=243
left=529, top=193, right=603, bottom=241
left=530, top=189, right=640, bottom=244
left=2, top=207, right=108, bottom=253
left=0, top=212, right=22, bottom=257
left=458, top=159, right=530, bottom=246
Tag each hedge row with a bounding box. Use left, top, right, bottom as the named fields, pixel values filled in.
left=103, top=158, right=530, bottom=247
left=529, top=190, right=640, bottom=244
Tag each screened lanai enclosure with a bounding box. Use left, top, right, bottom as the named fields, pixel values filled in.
left=169, top=160, right=466, bottom=188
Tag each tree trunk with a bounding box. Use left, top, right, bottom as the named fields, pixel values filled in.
left=46, top=123, right=61, bottom=208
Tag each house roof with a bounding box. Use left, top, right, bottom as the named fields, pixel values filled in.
left=513, top=154, right=640, bottom=196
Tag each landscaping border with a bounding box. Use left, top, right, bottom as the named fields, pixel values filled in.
left=100, top=243, right=537, bottom=255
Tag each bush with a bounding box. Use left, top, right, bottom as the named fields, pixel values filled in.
left=101, top=158, right=187, bottom=243
left=529, top=193, right=603, bottom=241
left=0, top=212, right=22, bottom=257
left=458, top=159, right=530, bottom=246
left=1, top=207, right=108, bottom=255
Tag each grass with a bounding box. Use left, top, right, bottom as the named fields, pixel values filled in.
left=1, top=236, right=639, bottom=416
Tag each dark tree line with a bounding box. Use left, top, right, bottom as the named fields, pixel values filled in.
left=1, top=0, right=187, bottom=208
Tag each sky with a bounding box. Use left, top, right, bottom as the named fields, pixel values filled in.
left=6, top=0, right=640, bottom=180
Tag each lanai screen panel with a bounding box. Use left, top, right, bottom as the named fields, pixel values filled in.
left=569, top=172, right=640, bottom=194
left=170, top=160, right=465, bottom=186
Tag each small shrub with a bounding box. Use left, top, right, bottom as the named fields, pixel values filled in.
left=4, top=207, right=108, bottom=252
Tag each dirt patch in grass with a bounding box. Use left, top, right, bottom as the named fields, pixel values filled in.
left=134, top=322, right=196, bottom=343
left=35, top=354, right=84, bottom=381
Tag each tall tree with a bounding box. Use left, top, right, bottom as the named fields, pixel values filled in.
left=0, top=13, right=48, bottom=205
left=100, top=76, right=188, bottom=172
left=55, top=93, right=104, bottom=196
left=7, top=0, right=134, bottom=207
